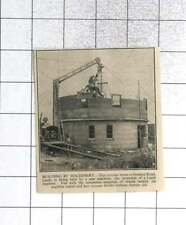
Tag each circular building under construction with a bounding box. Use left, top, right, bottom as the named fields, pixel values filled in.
left=53, top=57, right=148, bottom=152
left=40, top=57, right=153, bottom=171
left=58, top=94, right=148, bottom=152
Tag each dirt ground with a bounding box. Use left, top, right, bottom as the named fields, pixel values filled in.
left=40, top=148, right=155, bottom=172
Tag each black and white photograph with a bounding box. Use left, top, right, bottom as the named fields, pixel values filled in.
left=35, top=48, right=159, bottom=172
left=35, top=48, right=163, bottom=192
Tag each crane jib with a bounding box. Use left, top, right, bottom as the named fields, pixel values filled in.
left=55, top=58, right=102, bottom=84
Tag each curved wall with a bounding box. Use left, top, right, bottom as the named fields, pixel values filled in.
left=58, top=95, right=148, bottom=121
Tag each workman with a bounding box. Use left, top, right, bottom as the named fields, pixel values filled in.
left=88, top=74, right=103, bottom=97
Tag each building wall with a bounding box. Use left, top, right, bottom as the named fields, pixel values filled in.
left=58, top=95, right=148, bottom=121
left=62, top=120, right=147, bottom=151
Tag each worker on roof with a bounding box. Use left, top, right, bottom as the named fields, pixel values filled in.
left=87, top=74, right=103, bottom=97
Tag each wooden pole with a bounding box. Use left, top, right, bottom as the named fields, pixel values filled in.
left=138, top=80, right=141, bottom=119
left=43, top=142, right=103, bottom=160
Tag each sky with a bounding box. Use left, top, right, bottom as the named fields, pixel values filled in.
left=35, top=48, right=157, bottom=124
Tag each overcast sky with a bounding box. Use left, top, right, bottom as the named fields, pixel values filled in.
left=36, top=48, right=156, bottom=124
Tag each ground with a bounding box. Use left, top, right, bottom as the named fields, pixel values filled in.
left=40, top=146, right=156, bottom=172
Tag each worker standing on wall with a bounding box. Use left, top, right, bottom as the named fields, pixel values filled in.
left=88, top=74, right=103, bottom=97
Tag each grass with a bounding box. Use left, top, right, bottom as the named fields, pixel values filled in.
left=40, top=146, right=156, bottom=172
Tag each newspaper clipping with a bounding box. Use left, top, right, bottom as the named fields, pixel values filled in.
left=34, top=48, right=163, bottom=192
